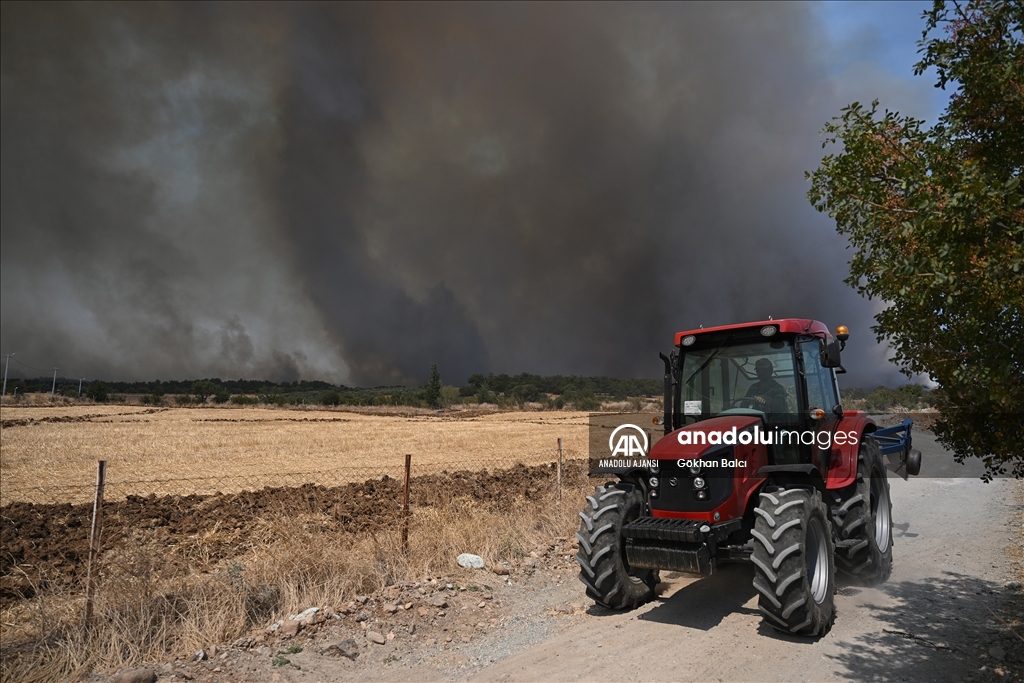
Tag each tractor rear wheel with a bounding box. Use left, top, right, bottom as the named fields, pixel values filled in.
left=575, top=484, right=657, bottom=609
left=751, top=487, right=836, bottom=636
left=835, top=436, right=893, bottom=584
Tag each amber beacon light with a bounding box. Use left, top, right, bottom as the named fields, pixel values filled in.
left=835, top=325, right=849, bottom=342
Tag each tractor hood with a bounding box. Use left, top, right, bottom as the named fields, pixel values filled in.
left=650, top=415, right=763, bottom=460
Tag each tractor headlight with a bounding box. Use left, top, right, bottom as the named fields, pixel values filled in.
left=693, top=477, right=706, bottom=489
left=650, top=461, right=659, bottom=473
left=688, top=465, right=701, bottom=475
left=649, top=477, right=659, bottom=488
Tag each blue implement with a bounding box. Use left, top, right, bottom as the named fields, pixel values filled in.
left=871, top=418, right=921, bottom=478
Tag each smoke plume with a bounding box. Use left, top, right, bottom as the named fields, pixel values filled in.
left=0, top=3, right=934, bottom=387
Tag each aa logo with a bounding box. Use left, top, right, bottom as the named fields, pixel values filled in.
left=608, top=424, right=649, bottom=457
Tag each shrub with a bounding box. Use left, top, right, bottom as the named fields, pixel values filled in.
left=573, top=395, right=602, bottom=411
left=191, top=380, right=218, bottom=403
left=510, top=384, right=540, bottom=403
left=85, top=381, right=108, bottom=402
left=564, top=388, right=601, bottom=411
left=438, top=385, right=460, bottom=409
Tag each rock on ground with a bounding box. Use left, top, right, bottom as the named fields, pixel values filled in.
left=457, top=553, right=486, bottom=569
left=108, top=669, right=156, bottom=683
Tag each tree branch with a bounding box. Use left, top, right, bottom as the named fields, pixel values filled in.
left=849, top=195, right=921, bottom=214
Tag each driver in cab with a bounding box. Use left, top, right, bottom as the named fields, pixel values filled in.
left=745, top=358, right=788, bottom=415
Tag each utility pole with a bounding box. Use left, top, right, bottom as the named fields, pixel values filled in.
left=79, top=378, right=85, bottom=397
left=51, top=367, right=58, bottom=398
left=2, top=353, right=13, bottom=396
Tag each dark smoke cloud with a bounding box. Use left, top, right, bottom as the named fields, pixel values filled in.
left=0, top=3, right=933, bottom=388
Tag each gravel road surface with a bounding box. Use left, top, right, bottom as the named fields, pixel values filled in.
left=473, top=429, right=1023, bottom=683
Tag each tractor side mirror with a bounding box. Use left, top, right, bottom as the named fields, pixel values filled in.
left=820, top=338, right=842, bottom=368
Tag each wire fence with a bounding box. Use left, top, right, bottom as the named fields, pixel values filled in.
left=0, top=443, right=597, bottom=622
left=0, top=448, right=593, bottom=506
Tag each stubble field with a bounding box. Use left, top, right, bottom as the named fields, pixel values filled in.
left=0, top=402, right=600, bottom=682
left=0, top=404, right=592, bottom=503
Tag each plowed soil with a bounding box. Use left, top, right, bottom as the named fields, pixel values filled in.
left=0, top=461, right=586, bottom=604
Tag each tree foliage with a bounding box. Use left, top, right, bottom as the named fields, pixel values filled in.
left=84, top=381, right=108, bottom=403
left=438, top=385, right=461, bottom=409
left=424, top=363, right=442, bottom=408
left=191, top=380, right=218, bottom=404
left=808, top=0, right=1024, bottom=477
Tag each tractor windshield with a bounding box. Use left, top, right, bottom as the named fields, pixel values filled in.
left=678, top=338, right=798, bottom=425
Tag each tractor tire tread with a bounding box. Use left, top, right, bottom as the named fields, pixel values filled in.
left=834, top=437, right=893, bottom=585
left=575, top=485, right=657, bottom=611
left=751, top=487, right=835, bottom=636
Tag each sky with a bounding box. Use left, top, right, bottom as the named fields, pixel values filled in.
left=0, top=2, right=944, bottom=389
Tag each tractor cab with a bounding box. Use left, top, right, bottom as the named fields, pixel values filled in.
left=660, top=318, right=845, bottom=471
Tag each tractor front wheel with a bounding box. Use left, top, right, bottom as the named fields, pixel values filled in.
left=575, top=484, right=657, bottom=610
left=751, top=486, right=836, bottom=636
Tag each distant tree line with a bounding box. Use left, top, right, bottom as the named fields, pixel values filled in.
left=2, top=377, right=335, bottom=397
left=842, top=385, right=936, bottom=412
left=4, top=372, right=937, bottom=413
left=3, top=370, right=664, bottom=410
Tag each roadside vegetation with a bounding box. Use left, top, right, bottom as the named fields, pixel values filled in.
left=808, top=0, right=1023, bottom=477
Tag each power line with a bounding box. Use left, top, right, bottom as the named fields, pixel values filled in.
left=8, top=356, right=50, bottom=374
left=5, top=355, right=85, bottom=382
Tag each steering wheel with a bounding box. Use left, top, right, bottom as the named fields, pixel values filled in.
left=729, top=396, right=763, bottom=409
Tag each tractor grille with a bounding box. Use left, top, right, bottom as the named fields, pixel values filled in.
left=623, top=516, right=743, bottom=544
left=622, top=516, right=706, bottom=543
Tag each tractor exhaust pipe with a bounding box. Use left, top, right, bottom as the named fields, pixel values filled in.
left=660, top=352, right=673, bottom=435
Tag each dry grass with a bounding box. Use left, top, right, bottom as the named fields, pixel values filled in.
left=0, top=404, right=601, bottom=681
left=0, top=472, right=590, bottom=682
left=0, top=405, right=592, bottom=503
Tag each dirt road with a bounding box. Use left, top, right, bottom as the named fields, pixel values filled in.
left=473, top=437, right=1023, bottom=682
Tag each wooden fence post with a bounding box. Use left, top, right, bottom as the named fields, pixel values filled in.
left=557, top=438, right=563, bottom=504
left=402, top=454, right=411, bottom=554
left=83, top=460, right=107, bottom=628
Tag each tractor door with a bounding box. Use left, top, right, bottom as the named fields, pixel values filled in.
left=797, top=337, right=841, bottom=477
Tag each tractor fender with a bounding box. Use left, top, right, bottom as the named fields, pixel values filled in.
left=826, top=412, right=877, bottom=489
left=756, top=464, right=827, bottom=501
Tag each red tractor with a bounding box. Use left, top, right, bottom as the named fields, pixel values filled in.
left=576, top=318, right=921, bottom=636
